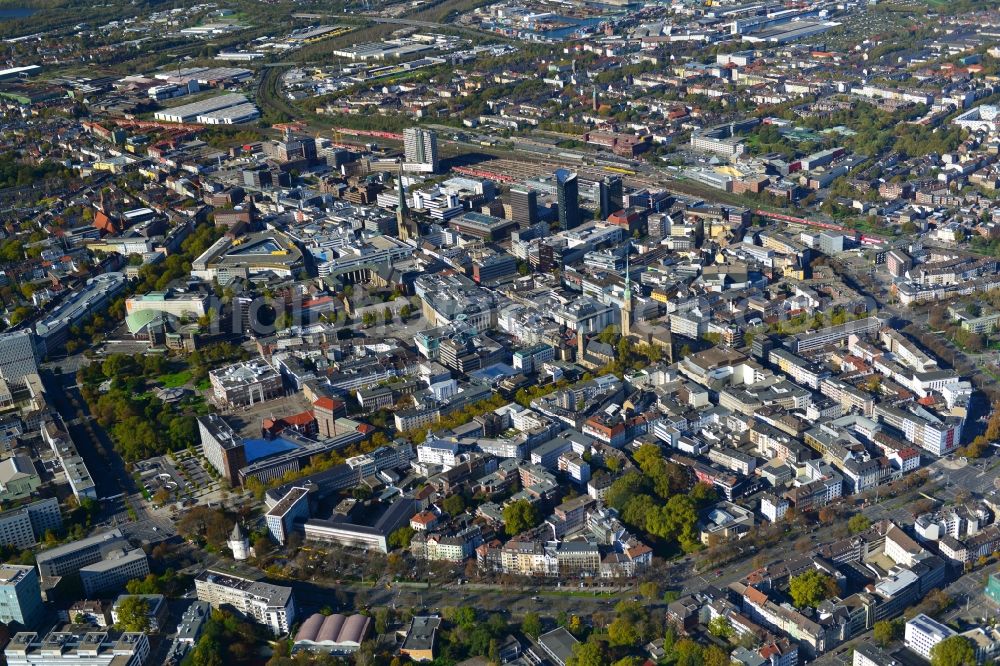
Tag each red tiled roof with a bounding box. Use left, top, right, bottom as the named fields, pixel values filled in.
left=313, top=397, right=343, bottom=410
left=411, top=511, right=437, bottom=525
left=760, top=644, right=779, bottom=658
left=93, top=211, right=120, bottom=234
left=284, top=410, right=315, bottom=426
left=302, top=296, right=335, bottom=308
left=745, top=586, right=769, bottom=607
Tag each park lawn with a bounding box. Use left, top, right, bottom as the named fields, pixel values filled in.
left=157, top=370, right=193, bottom=389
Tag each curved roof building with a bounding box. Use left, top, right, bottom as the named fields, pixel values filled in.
left=293, top=612, right=370, bottom=655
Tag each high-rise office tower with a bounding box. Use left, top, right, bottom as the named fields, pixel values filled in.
left=0, top=564, right=43, bottom=628
left=599, top=175, right=624, bottom=219
left=555, top=169, right=580, bottom=230
left=403, top=128, right=439, bottom=173
left=509, top=187, right=538, bottom=227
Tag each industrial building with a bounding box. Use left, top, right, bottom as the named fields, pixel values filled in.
left=153, top=93, right=257, bottom=124
left=292, top=613, right=371, bottom=656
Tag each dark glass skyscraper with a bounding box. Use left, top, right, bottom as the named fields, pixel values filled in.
left=599, top=175, right=624, bottom=219
left=555, top=169, right=580, bottom=230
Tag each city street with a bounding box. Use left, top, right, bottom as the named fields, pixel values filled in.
left=288, top=577, right=635, bottom=623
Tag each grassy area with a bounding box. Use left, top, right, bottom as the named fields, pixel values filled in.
left=158, top=370, right=193, bottom=388
left=195, top=378, right=212, bottom=391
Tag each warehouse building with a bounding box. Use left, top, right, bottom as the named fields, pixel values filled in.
left=153, top=93, right=255, bottom=123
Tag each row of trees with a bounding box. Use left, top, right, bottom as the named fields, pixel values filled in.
left=402, top=393, right=510, bottom=444
left=960, top=399, right=1000, bottom=459
left=125, top=570, right=189, bottom=597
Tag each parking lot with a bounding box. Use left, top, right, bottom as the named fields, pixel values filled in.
left=133, top=444, right=222, bottom=513
left=135, top=456, right=188, bottom=498
left=170, top=450, right=216, bottom=494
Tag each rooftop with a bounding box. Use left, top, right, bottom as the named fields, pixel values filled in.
left=402, top=615, right=441, bottom=653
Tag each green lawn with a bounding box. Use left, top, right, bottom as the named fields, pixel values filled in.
left=157, top=371, right=193, bottom=389
left=195, top=378, right=212, bottom=391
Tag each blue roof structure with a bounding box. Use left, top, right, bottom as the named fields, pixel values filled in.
left=244, top=437, right=300, bottom=463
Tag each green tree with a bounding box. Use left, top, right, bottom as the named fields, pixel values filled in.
left=126, top=574, right=163, bottom=595
left=387, top=526, right=415, bottom=550
left=441, top=494, right=466, bottom=516
left=596, top=324, right=619, bottom=345
left=611, top=659, right=643, bottom=666
left=708, top=615, right=733, bottom=639
left=191, top=640, right=223, bottom=666
left=605, top=471, right=647, bottom=511
left=567, top=637, right=607, bottom=666
left=608, top=616, right=640, bottom=647
left=374, top=608, right=392, bottom=634
left=115, top=596, right=151, bottom=633
left=873, top=618, right=901, bottom=647
left=789, top=570, right=837, bottom=608
left=521, top=612, right=542, bottom=639
left=632, top=444, right=687, bottom=498
left=704, top=645, right=731, bottom=666
left=848, top=514, right=872, bottom=534
left=9, top=305, right=33, bottom=325
left=674, top=639, right=704, bottom=666
left=690, top=482, right=717, bottom=506
left=638, top=581, right=660, bottom=600
left=930, top=635, right=976, bottom=666
left=502, top=499, right=540, bottom=535
left=452, top=606, right=477, bottom=629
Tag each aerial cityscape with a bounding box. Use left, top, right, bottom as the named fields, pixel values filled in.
left=5, top=0, right=1000, bottom=664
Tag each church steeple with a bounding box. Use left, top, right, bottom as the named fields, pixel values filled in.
left=622, top=248, right=633, bottom=338
left=396, top=163, right=413, bottom=242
